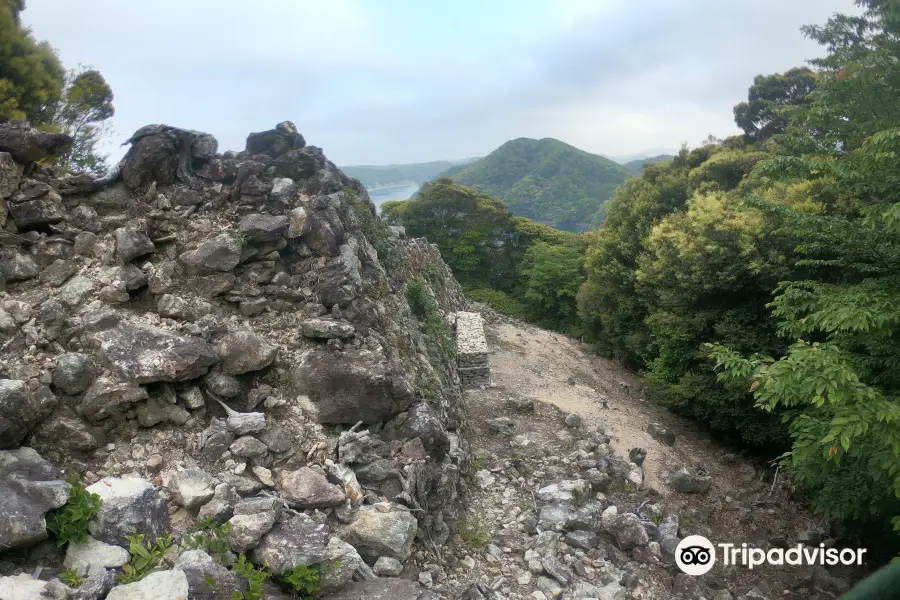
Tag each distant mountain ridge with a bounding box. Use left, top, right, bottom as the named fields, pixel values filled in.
left=341, top=159, right=479, bottom=189
left=431, top=137, right=634, bottom=232
left=620, top=154, right=675, bottom=174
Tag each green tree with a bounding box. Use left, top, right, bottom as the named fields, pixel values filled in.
left=733, top=67, right=818, bottom=141
left=0, top=0, right=65, bottom=124
left=52, top=67, right=115, bottom=174
left=522, top=242, right=585, bottom=331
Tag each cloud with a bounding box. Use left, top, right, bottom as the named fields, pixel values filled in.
left=21, top=0, right=855, bottom=165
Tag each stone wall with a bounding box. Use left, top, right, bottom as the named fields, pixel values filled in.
left=455, top=311, right=490, bottom=387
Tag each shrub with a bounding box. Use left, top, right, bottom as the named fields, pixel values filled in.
left=119, top=530, right=174, bottom=584
left=467, top=287, right=526, bottom=319
left=281, top=563, right=321, bottom=597
left=229, top=554, right=270, bottom=600
left=46, top=475, right=102, bottom=548
left=184, top=517, right=234, bottom=563
left=405, top=279, right=432, bottom=318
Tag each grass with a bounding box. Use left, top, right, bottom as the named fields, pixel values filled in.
left=457, top=517, right=493, bottom=550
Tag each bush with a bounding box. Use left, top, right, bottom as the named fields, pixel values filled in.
left=46, top=475, right=102, bottom=548
left=405, top=279, right=432, bottom=318
left=467, top=287, right=526, bottom=319
left=119, top=530, right=174, bottom=583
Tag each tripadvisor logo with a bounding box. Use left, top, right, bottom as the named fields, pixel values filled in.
left=675, top=535, right=867, bottom=576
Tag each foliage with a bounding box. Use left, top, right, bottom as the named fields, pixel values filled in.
left=60, top=568, right=85, bottom=588
left=46, top=475, right=102, bottom=549
left=406, top=279, right=456, bottom=359
left=522, top=242, right=585, bottom=332
left=346, top=189, right=400, bottom=273
left=405, top=279, right=431, bottom=319
left=0, top=0, right=65, bottom=123
left=733, top=67, right=818, bottom=141
left=457, top=517, right=493, bottom=550
left=466, top=287, right=526, bottom=319
left=50, top=66, right=115, bottom=174
left=281, top=563, right=321, bottom=598
left=229, top=554, right=270, bottom=600
left=119, top=530, right=174, bottom=583
left=620, top=154, right=675, bottom=174
left=437, top=137, right=634, bottom=231
left=184, top=516, right=234, bottom=563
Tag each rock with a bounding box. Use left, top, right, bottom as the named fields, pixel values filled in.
left=181, top=233, right=243, bottom=272
left=321, top=579, right=432, bottom=600
left=238, top=214, right=289, bottom=242
left=105, top=569, right=190, bottom=600
left=601, top=508, right=649, bottom=550
left=79, top=376, right=148, bottom=421
left=29, top=408, right=99, bottom=454
left=646, top=422, right=676, bottom=446
left=338, top=503, right=417, bottom=562
left=474, top=470, right=495, bottom=489
left=628, top=447, right=647, bottom=466
left=136, top=396, right=190, bottom=427
left=215, top=329, right=277, bottom=374
left=251, top=514, right=328, bottom=574
left=115, top=227, right=155, bottom=263
left=541, top=557, right=573, bottom=586
left=291, top=347, right=415, bottom=425
left=94, top=325, right=218, bottom=383
left=227, top=510, right=276, bottom=552
left=563, top=413, right=582, bottom=427
left=0, top=120, right=73, bottom=163
left=1, top=251, right=40, bottom=282
left=64, top=535, right=130, bottom=577
left=0, top=151, right=19, bottom=200
left=0, top=447, right=70, bottom=550
left=373, top=556, right=404, bottom=577
left=536, top=480, right=589, bottom=503
left=204, top=371, right=241, bottom=398
left=167, top=468, right=218, bottom=510
left=8, top=192, right=65, bottom=228
left=86, top=475, right=170, bottom=546
left=288, top=207, right=310, bottom=238
left=668, top=467, right=712, bottom=494
left=381, top=403, right=450, bottom=458
left=796, top=529, right=823, bottom=545
left=72, top=570, right=118, bottom=600
left=198, top=418, right=235, bottom=461
left=174, top=549, right=247, bottom=600
left=225, top=411, right=267, bottom=435
left=564, top=530, right=599, bottom=550
left=0, top=574, right=50, bottom=600
left=40, top=259, right=77, bottom=287
left=0, top=379, right=57, bottom=449
left=277, top=466, right=346, bottom=508
left=197, top=483, right=240, bottom=522
left=537, top=576, right=563, bottom=600
left=179, top=386, right=205, bottom=410
left=258, top=425, right=292, bottom=454
left=486, top=417, right=514, bottom=435
left=230, top=435, right=268, bottom=458
left=52, top=352, right=97, bottom=395
left=300, top=318, right=355, bottom=340
left=736, top=590, right=769, bottom=600
left=245, top=121, right=305, bottom=157
left=157, top=294, right=201, bottom=321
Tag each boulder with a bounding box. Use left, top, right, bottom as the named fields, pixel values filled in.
left=251, top=514, right=329, bottom=574
left=174, top=549, right=247, bottom=600
left=215, top=329, right=277, bottom=374
left=0, top=120, right=73, bottom=163
left=229, top=435, right=268, bottom=459
left=373, top=556, right=403, bottom=577
left=79, top=376, right=148, bottom=421
left=0, top=379, right=57, bottom=449
left=94, top=325, right=218, bottom=383
left=0, top=251, right=40, bottom=282
left=166, top=468, right=218, bottom=510
left=0, top=574, right=51, bottom=600
left=277, top=466, right=346, bottom=508
left=64, top=535, right=130, bottom=577
left=245, top=121, right=305, bottom=157
left=238, top=214, right=289, bottom=242
left=320, top=536, right=363, bottom=593
left=668, top=467, right=712, bottom=494
left=227, top=507, right=276, bottom=552
left=300, top=318, right=355, bottom=340
left=105, top=569, right=189, bottom=600
left=115, top=227, right=155, bottom=263
left=40, top=258, right=77, bottom=287
left=338, top=503, right=417, bottom=562
left=29, top=408, right=99, bottom=454
left=381, top=403, right=450, bottom=458
left=322, top=579, right=433, bottom=600
left=181, top=234, right=243, bottom=272
left=291, top=347, right=415, bottom=424
left=52, top=352, right=97, bottom=395
left=0, top=447, right=71, bottom=550
left=86, top=475, right=170, bottom=546
left=601, top=508, right=649, bottom=550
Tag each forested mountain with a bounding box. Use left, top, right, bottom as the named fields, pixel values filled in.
left=341, top=159, right=477, bottom=188
left=620, top=154, right=674, bottom=173
left=432, top=137, right=633, bottom=232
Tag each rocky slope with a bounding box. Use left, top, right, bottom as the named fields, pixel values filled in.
left=0, top=119, right=470, bottom=599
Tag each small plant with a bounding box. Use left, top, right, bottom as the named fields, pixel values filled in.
left=234, top=230, right=254, bottom=247
left=46, top=474, right=102, bottom=548
left=185, top=516, right=234, bottom=563
left=119, top=530, right=174, bottom=584
left=281, top=563, right=321, bottom=597
left=457, top=517, right=493, bottom=550
left=470, top=454, right=485, bottom=472
left=651, top=514, right=664, bottom=526
left=405, top=279, right=431, bottom=318
left=60, top=568, right=85, bottom=588
left=229, top=554, right=270, bottom=600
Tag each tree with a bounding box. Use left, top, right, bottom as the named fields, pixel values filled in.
left=52, top=67, right=115, bottom=174
left=733, top=67, right=818, bottom=141
left=0, top=0, right=65, bottom=124
left=522, top=242, right=585, bottom=331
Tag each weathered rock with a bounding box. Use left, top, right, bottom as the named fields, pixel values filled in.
left=167, top=468, right=218, bottom=510
left=86, top=475, right=170, bottom=546
left=64, top=535, right=131, bottom=577
left=0, top=120, right=73, bottom=163
left=563, top=413, right=582, bottom=427
left=0, top=574, right=50, bottom=600
left=251, top=514, right=329, bottom=574
left=238, top=214, right=289, bottom=242
left=539, top=503, right=574, bottom=531
left=564, top=530, right=599, bottom=550
left=52, top=352, right=96, bottom=395
left=204, top=370, right=242, bottom=398
left=181, top=233, right=243, bottom=272
left=197, top=483, right=240, bottom=522
left=0, top=251, right=40, bottom=281
left=300, top=318, right=355, bottom=340
left=40, top=259, right=77, bottom=287
left=288, top=207, right=310, bottom=238
left=338, top=503, right=417, bottom=562
left=245, top=121, right=305, bottom=157
left=9, top=193, right=66, bottom=229
left=157, top=294, right=201, bottom=321
left=225, top=411, right=267, bottom=435
left=541, top=557, right=574, bottom=586
left=373, top=556, right=404, bottom=577
left=486, top=417, right=514, bottom=435
left=321, top=578, right=432, bottom=600
left=230, top=435, right=268, bottom=458
left=536, top=480, right=589, bottom=503
left=199, top=418, right=234, bottom=461
left=277, top=466, right=346, bottom=508
left=0, top=151, right=19, bottom=200
left=115, top=227, right=155, bottom=263
left=215, top=329, right=277, bottom=374
left=0, top=447, right=70, bottom=550
left=0, top=379, right=57, bottom=449
left=105, top=569, right=190, bottom=600
left=29, top=408, right=99, bottom=454
left=647, top=423, right=676, bottom=446
left=382, top=403, right=450, bottom=458
left=601, top=507, right=649, bottom=550
left=319, top=536, right=363, bottom=592
left=226, top=509, right=276, bottom=552
left=72, top=570, right=117, bottom=600
left=79, top=376, right=148, bottom=421
left=174, top=549, right=247, bottom=600
left=292, top=347, right=415, bottom=424
left=94, top=324, right=218, bottom=383
left=668, top=467, right=712, bottom=494
left=179, top=386, right=205, bottom=410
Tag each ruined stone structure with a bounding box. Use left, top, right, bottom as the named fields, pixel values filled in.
left=455, top=311, right=490, bottom=387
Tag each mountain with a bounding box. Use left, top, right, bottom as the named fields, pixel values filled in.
left=341, top=159, right=478, bottom=189
left=620, top=154, right=675, bottom=173
left=432, top=138, right=634, bottom=232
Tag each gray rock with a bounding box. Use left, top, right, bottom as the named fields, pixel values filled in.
left=136, top=396, right=190, bottom=427
left=486, top=417, right=514, bottom=435
left=64, top=535, right=130, bottom=577
left=29, top=408, right=99, bottom=454
left=245, top=122, right=305, bottom=157
left=197, top=483, right=240, bottom=522
left=86, top=475, right=170, bottom=546
left=251, top=514, right=329, bottom=574
left=94, top=324, right=218, bottom=383
left=9, top=193, right=65, bottom=228
left=52, top=353, right=96, bottom=395
left=277, top=466, right=346, bottom=508
left=157, top=294, right=200, bottom=321
left=215, top=329, right=277, bottom=374
left=230, top=435, right=268, bottom=458
left=0, top=574, right=50, bottom=599
left=105, top=569, right=190, bottom=600
left=300, top=318, right=355, bottom=340
left=0, top=379, right=57, bottom=448
left=541, top=557, right=573, bottom=586
left=736, top=590, right=770, bottom=600
left=321, top=578, right=432, bottom=600
left=646, top=423, right=676, bottom=446
left=288, top=206, right=310, bottom=238
left=537, top=576, right=563, bottom=600
left=320, top=536, right=363, bottom=592
left=227, top=510, right=276, bottom=552
left=72, top=570, right=118, bottom=600
left=79, top=376, right=148, bottom=421
left=564, top=530, right=599, bottom=550
left=539, top=503, right=574, bottom=531
left=179, top=386, right=205, bottom=410
left=238, top=214, right=289, bottom=242
left=0, top=120, right=73, bottom=163
left=601, top=508, right=649, bottom=550
left=204, top=371, right=242, bottom=398
left=234, top=496, right=283, bottom=519
left=40, top=259, right=77, bottom=287
left=373, top=556, right=404, bottom=577
left=668, top=467, right=712, bottom=494
left=563, top=413, right=582, bottom=427
left=225, top=411, right=267, bottom=435
left=0, top=151, right=19, bottom=200
left=536, top=480, right=589, bottom=503
left=115, top=227, right=155, bottom=263
left=0, top=447, right=70, bottom=550
left=381, top=403, right=450, bottom=458
left=199, top=418, right=235, bottom=461
left=338, top=503, right=417, bottom=562
left=291, top=347, right=415, bottom=424
left=57, top=275, right=95, bottom=307
left=258, top=425, right=293, bottom=454
left=181, top=233, right=243, bottom=272
left=174, top=549, right=247, bottom=600
left=167, top=468, right=218, bottom=510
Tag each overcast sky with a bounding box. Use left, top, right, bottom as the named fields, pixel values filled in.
left=22, top=0, right=854, bottom=166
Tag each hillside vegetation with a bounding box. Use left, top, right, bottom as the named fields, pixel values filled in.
left=436, top=137, right=633, bottom=232
left=341, top=159, right=476, bottom=188
left=620, top=154, right=674, bottom=173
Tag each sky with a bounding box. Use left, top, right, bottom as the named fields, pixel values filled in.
left=22, top=0, right=856, bottom=166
